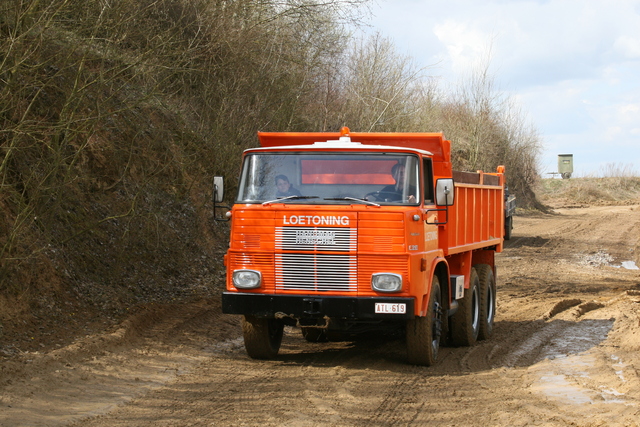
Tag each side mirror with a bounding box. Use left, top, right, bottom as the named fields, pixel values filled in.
left=213, top=176, right=224, bottom=203
left=435, top=178, right=455, bottom=206
left=212, top=176, right=230, bottom=222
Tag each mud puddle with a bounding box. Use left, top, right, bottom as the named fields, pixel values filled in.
left=619, top=261, right=639, bottom=270
left=578, top=250, right=639, bottom=270
left=523, top=318, right=636, bottom=407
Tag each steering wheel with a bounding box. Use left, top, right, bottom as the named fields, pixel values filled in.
left=364, top=191, right=400, bottom=202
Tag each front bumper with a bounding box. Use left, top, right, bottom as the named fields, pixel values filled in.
left=222, top=292, right=415, bottom=320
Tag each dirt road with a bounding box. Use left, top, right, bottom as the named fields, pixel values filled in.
left=1, top=204, right=639, bottom=426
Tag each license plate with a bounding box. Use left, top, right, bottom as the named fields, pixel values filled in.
left=375, top=303, right=406, bottom=314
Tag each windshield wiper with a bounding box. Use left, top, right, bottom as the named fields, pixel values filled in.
left=324, top=197, right=380, bottom=207
left=262, top=195, right=319, bottom=205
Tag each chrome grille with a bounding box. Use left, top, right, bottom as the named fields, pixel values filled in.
left=275, top=253, right=357, bottom=292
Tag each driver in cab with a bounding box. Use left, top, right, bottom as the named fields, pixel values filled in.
left=275, top=174, right=302, bottom=198
left=368, top=163, right=416, bottom=203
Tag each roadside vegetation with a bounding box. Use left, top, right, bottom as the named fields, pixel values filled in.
left=538, top=164, right=640, bottom=206
left=1, top=0, right=541, bottom=346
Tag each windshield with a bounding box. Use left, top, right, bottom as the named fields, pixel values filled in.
left=236, top=152, right=420, bottom=205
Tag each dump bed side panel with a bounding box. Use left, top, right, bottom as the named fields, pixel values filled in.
left=443, top=171, right=504, bottom=255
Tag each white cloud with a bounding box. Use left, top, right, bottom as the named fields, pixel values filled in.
left=432, top=20, right=494, bottom=75
left=367, top=0, right=640, bottom=175
left=614, top=36, right=640, bottom=59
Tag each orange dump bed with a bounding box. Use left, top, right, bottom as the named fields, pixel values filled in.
left=445, top=172, right=505, bottom=255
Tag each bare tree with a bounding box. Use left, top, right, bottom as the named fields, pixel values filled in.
left=0, top=0, right=373, bottom=298
left=310, top=33, right=437, bottom=132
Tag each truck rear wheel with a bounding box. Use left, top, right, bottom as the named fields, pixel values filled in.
left=504, top=215, right=513, bottom=240
left=406, top=275, right=443, bottom=366
left=242, top=315, right=284, bottom=359
left=451, top=268, right=480, bottom=346
left=475, top=264, right=496, bottom=340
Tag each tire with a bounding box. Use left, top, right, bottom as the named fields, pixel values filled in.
left=301, top=327, right=328, bottom=343
left=406, top=275, right=443, bottom=366
left=242, top=315, right=284, bottom=359
left=475, top=264, right=496, bottom=341
left=451, top=268, right=480, bottom=346
left=504, top=215, right=513, bottom=240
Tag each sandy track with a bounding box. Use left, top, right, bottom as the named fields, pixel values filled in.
left=1, top=204, right=639, bottom=426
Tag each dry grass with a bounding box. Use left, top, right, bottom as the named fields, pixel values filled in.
left=537, top=175, right=640, bottom=206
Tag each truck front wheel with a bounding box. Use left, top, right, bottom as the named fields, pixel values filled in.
left=242, top=315, right=284, bottom=359
left=451, top=268, right=480, bottom=346
left=406, top=275, right=443, bottom=366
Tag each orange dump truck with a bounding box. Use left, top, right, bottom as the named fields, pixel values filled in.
left=216, top=128, right=507, bottom=365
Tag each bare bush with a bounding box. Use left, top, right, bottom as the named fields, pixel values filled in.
left=538, top=176, right=640, bottom=205
left=599, top=163, right=639, bottom=178
left=315, top=35, right=542, bottom=208
left=431, top=59, right=542, bottom=208
left=0, top=0, right=371, bottom=308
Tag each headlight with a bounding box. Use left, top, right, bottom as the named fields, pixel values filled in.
left=233, top=270, right=262, bottom=289
left=371, top=273, right=403, bottom=292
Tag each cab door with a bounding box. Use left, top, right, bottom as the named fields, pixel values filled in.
left=422, top=158, right=440, bottom=255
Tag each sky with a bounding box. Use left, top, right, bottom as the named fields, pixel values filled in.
left=365, top=0, right=640, bottom=177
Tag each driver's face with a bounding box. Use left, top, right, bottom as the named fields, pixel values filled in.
left=276, top=179, right=290, bottom=193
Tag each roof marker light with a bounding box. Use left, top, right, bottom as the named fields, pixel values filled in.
left=339, top=126, right=351, bottom=143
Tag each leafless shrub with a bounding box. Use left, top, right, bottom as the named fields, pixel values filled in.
left=0, top=0, right=371, bottom=301
left=328, top=34, right=432, bottom=131
left=434, top=59, right=542, bottom=208
left=599, top=163, right=638, bottom=178
left=325, top=39, right=542, bottom=208
left=596, top=163, right=640, bottom=191
left=538, top=175, right=640, bottom=205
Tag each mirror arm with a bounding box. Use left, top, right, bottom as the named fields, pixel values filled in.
left=213, top=198, right=231, bottom=222
left=425, top=207, right=449, bottom=225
